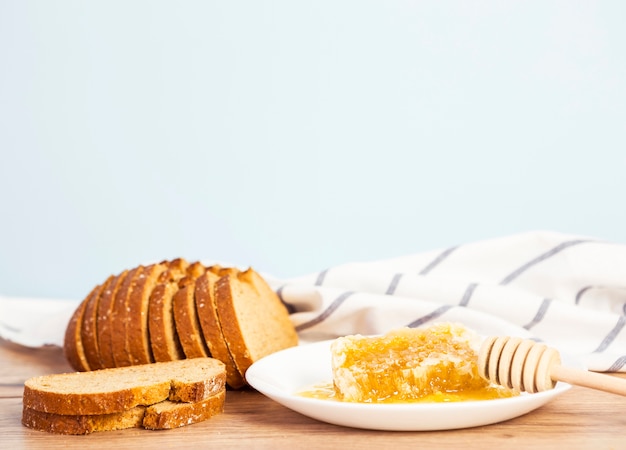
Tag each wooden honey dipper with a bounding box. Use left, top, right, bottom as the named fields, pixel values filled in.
left=478, top=336, right=626, bottom=396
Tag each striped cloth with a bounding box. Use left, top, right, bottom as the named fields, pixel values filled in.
left=269, top=231, right=626, bottom=373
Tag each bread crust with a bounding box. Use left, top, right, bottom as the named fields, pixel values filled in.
left=125, top=263, right=168, bottom=365
left=173, top=284, right=210, bottom=358
left=148, top=282, right=185, bottom=362
left=96, top=270, right=129, bottom=369
left=195, top=270, right=246, bottom=389
left=63, top=295, right=91, bottom=372
left=81, top=275, right=114, bottom=370
left=110, top=266, right=144, bottom=367
left=173, top=269, right=211, bottom=359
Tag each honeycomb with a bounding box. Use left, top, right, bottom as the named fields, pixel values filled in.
left=329, top=323, right=513, bottom=403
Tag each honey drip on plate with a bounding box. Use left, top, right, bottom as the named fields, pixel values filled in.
left=299, top=382, right=515, bottom=403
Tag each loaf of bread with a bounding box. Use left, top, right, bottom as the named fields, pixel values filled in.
left=22, top=358, right=226, bottom=434
left=63, top=259, right=298, bottom=389
left=330, top=323, right=492, bottom=403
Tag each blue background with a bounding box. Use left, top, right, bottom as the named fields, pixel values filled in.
left=1, top=1, right=625, bottom=300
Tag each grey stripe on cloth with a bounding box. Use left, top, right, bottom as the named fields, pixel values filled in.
left=499, top=239, right=593, bottom=285
left=275, top=285, right=296, bottom=314
left=459, top=283, right=478, bottom=307
left=419, top=246, right=458, bottom=275
left=406, top=305, right=454, bottom=328
left=314, top=269, right=329, bottom=286
left=0, top=321, right=20, bottom=333
left=523, top=298, right=552, bottom=330
left=294, top=291, right=355, bottom=332
left=385, top=273, right=403, bottom=295
left=607, top=355, right=626, bottom=372
left=593, top=315, right=626, bottom=353
left=575, top=285, right=593, bottom=305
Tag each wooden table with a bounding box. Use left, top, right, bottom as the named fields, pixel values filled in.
left=2, top=338, right=625, bottom=449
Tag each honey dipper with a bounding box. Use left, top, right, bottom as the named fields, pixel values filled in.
left=478, top=336, right=626, bottom=396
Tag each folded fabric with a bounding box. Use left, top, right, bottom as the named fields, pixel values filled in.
left=269, top=230, right=626, bottom=373
left=1, top=230, right=624, bottom=373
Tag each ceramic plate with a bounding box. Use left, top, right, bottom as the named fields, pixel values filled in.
left=246, top=338, right=579, bottom=431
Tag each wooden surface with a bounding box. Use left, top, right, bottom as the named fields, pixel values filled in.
left=2, top=339, right=626, bottom=449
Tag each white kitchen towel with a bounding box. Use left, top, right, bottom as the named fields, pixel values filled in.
left=1, top=230, right=625, bottom=373
left=269, top=230, right=626, bottom=373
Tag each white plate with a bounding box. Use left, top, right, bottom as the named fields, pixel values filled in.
left=246, top=339, right=579, bottom=431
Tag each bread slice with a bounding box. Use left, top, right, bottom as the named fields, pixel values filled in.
left=81, top=275, right=114, bottom=370
left=195, top=270, right=246, bottom=389
left=173, top=270, right=211, bottom=359
left=23, top=358, right=226, bottom=416
left=125, top=263, right=168, bottom=365
left=149, top=282, right=185, bottom=362
left=143, top=389, right=225, bottom=430
left=96, top=270, right=129, bottom=369
left=22, top=404, right=145, bottom=435
left=22, top=389, right=226, bottom=434
left=110, top=266, right=145, bottom=367
left=63, top=295, right=91, bottom=372
left=214, top=268, right=298, bottom=378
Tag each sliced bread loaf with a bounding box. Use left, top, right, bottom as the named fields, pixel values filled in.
left=64, top=259, right=299, bottom=390
left=23, top=357, right=226, bottom=416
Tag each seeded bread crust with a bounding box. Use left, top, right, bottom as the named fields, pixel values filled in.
left=23, top=358, right=226, bottom=416
left=96, top=270, right=129, bottom=369
left=195, top=270, right=246, bottom=388
left=149, top=282, right=185, bottom=362
left=81, top=276, right=114, bottom=370
left=173, top=270, right=211, bottom=359
left=63, top=295, right=91, bottom=372
left=110, top=266, right=144, bottom=367
left=214, top=268, right=298, bottom=377
left=125, top=263, right=168, bottom=365
left=173, top=284, right=210, bottom=359
left=145, top=259, right=190, bottom=362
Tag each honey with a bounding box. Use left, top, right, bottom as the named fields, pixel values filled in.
left=306, top=323, right=517, bottom=404
left=299, top=382, right=514, bottom=403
